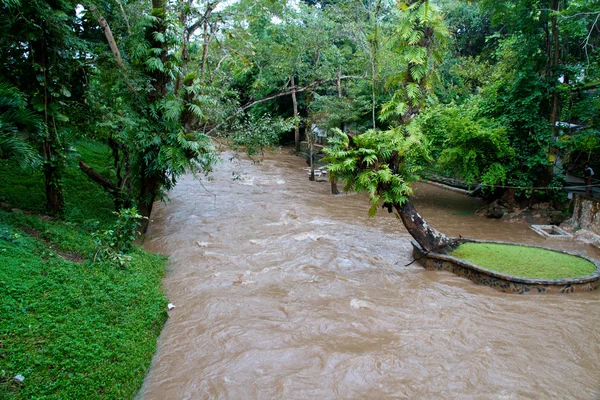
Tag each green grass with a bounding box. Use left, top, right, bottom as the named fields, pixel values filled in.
left=0, top=140, right=116, bottom=224
left=0, top=141, right=168, bottom=399
left=451, top=242, right=597, bottom=279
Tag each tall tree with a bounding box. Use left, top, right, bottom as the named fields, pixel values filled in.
left=325, top=1, right=457, bottom=252
left=81, top=0, right=219, bottom=231
left=0, top=0, right=85, bottom=215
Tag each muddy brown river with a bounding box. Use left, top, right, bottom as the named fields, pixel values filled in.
left=139, top=150, right=600, bottom=399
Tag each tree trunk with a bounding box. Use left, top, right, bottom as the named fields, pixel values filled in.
left=138, top=175, right=159, bottom=234
left=149, top=0, right=168, bottom=100
left=370, top=56, right=377, bottom=130
left=138, top=0, right=168, bottom=234
left=88, top=2, right=124, bottom=68
left=174, top=0, right=188, bottom=95
left=200, top=23, right=213, bottom=81
left=88, top=2, right=135, bottom=92
left=291, top=75, right=300, bottom=153
left=43, top=151, right=64, bottom=216
left=547, top=0, right=561, bottom=181
left=393, top=200, right=456, bottom=254
left=309, top=130, right=315, bottom=181
left=368, top=5, right=378, bottom=130
left=33, top=26, right=64, bottom=217
left=384, top=149, right=456, bottom=253
left=330, top=177, right=339, bottom=194
left=331, top=66, right=343, bottom=194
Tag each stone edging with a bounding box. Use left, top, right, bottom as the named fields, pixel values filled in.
left=423, top=180, right=472, bottom=195
left=411, top=239, right=600, bottom=294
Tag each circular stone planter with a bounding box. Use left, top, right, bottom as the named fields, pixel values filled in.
left=411, top=239, right=600, bottom=294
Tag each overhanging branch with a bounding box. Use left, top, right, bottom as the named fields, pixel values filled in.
left=205, top=74, right=368, bottom=135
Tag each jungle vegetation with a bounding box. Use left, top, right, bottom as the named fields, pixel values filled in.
left=0, top=0, right=599, bottom=396
left=1, top=0, right=598, bottom=223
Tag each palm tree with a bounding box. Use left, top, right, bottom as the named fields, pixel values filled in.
left=0, top=82, right=41, bottom=169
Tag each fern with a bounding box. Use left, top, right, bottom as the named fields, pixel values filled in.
left=323, top=126, right=426, bottom=217
left=145, top=57, right=165, bottom=72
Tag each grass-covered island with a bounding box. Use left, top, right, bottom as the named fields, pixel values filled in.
left=451, top=242, right=597, bottom=280
left=0, top=141, right=167, bottom=399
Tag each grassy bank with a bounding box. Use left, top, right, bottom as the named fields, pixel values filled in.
left=451, top=242, right=597, bottom=279
left=0, top=141, right=168, bottom=399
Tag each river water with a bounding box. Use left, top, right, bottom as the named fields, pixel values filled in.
left=139, top=150, right=600, bottom=399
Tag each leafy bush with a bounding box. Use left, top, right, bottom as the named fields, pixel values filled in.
left=225, top=114, right=295, bottom=158
left=418, top=102, right=514, bottom=189
left=92, top=208, right=145, bottom=266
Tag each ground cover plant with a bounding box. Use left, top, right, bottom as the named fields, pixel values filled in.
left=0, top=141, right=167, bottom=399
left=451, top=242, right=597, bottom=279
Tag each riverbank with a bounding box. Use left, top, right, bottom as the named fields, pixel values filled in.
left=0, top=141, right=167, bottom=399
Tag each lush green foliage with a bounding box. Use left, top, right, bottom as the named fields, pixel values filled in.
left=0, top=82, right=41, bottom=169
left=0, top=0, right=598, bottom=395
left=82, top=0, right=221, bottom=214
left=1, top=0, right=599, bottom=211
left=418, top=103, right=513, bottom=188
left=225, top=114, right=296, bottom=157
left=0, top=211, right=167, bottom=399
left=0, top=0, right=89, bottom=214
left=0, top=140, right=166, bottom=399
left=324, top=126, right=426, bottom=215
left=92, top=208, right=144, bottom=266
left=0, top=140, right=115, bottom=222
left=381, top=0, right=449, bottom=122
left=451, top=242, right=597, bottom=279
left=437, top=0, right=598, bottom=194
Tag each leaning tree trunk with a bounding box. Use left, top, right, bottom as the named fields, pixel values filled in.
left=379, top=149, right=457, bottom=253
left=393, top=200, right=457, bottom=254
left=79, top=160, right=131, bottom=211
left=330, top=177, right=339, bottom=195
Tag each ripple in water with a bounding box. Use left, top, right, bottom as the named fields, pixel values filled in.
left=139, top=150, right=600, bottom=399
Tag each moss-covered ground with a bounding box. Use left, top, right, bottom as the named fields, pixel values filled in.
left=451, top=242, right=597, bottom=279
left=0, top=141, right=167, bottom=399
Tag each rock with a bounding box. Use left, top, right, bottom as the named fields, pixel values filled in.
left=477, top=199, right=507, bottom=219
left=548, top=210, right=566, bottom=225
left=574, top=229, right=600, bottom=248
left=488, top=207, right=505, bottom=219
left=531, top=202, right=550, bottom=210
left=563, top=195, right=600, bottom=235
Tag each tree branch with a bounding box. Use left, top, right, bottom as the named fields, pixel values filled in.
left=116, top=0, right=131, bottom=36
left=215, top=54, right=230, bottom=71
left=86, top=2, right=136, bottom=92
left=79, top=160, right=118, bottom=194
left=87, top=2, right=124, bottom=67
left=205, top=74, right=369, bottom=136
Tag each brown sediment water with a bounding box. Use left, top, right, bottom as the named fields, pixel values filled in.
left=138, top=150, right=600, bottom=399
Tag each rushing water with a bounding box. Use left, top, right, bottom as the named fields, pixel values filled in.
left=139, top=150, right=600, bottom=399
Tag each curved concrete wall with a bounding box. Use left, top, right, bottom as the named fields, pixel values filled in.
left=411, top=239, right=600, bottom=294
